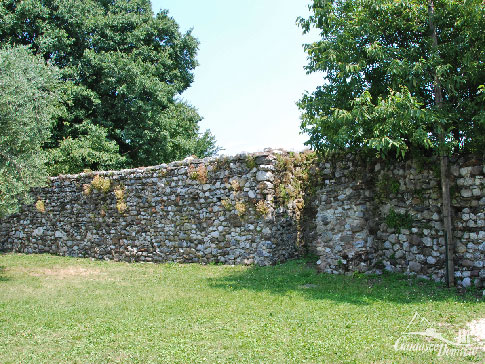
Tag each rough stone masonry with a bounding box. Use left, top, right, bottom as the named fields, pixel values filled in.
left=0, top=150, right=484, bottom=288
left=0, top=151, right=299, bottom=266
left=304, top=153, right=485, bottom=289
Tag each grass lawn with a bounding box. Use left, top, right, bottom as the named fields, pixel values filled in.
left=0, top=253, right=484, bottom=364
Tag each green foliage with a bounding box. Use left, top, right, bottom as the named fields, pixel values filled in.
left=0, top=0, right=219, bottom=173
left=385, top=208, right=413, bottom=232
left=245, top=155, right=257, bottom=170
left=298, top=0, right=485, bottom=157
left=277, top=184, right=292, bottom=205
left=45, top=122, right=126, bottom=176
left=0, top=45, right=61, bottom=217
left=191, top=130, right=220, bottom=160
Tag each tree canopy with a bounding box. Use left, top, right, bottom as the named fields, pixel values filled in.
left=298, top=0, right=485, bottom=157
left=0, top=0, right=218, bottom=174
left=0, top=45, right=61, bottom=216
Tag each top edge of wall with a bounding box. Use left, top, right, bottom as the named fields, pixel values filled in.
left=48, top=148, right=309, bottom=181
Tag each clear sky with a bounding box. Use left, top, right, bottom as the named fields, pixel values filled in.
left=151, top=0, right=322, bottom=156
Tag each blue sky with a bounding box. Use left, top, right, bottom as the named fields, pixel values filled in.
left=151, top=1, right=322, bottom=156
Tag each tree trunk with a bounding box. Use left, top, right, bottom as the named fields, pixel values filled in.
left=440, top=154, right=454, bottom=287
left=428, top=0, right=454, bottom=287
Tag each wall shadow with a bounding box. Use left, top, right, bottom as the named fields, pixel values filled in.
left=207, top=259, right=480, bottom=305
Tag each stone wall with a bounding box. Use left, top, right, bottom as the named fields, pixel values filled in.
left=1, top=150, right=483, bottom=288
left=0, top=151, right=298, bottom=265
left=305, top=154, right=485, bottom=288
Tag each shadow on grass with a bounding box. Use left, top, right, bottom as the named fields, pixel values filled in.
left=208, top=259, right=480, bottom=305
left=0, top=265, right=9, bottom=282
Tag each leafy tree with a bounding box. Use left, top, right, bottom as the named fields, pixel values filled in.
left=0, top=0, right=218, bottom=173
left=298, top=0, right=484, bottom=286
left=45, top=122, right=126, bottom=176
left=0, top=45, right=61, bottom=216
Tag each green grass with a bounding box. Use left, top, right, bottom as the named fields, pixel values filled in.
left=0, top=253, right=483, bottom=364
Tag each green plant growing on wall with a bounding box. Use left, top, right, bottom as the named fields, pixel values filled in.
left=114, top=185, right=127, bottom=214
left=245, top=155, right=256, bottom=170
left=234, top=201, right=246, bottom=216
left=255, top=200, right=270, bottom=217
left=188, top=164, right=208, bottom=184
left=294, top=198, right=304, bottom=210
left=114, top=186, right=124, bottom=200
left=213, top=157, right=229, bottom=172
left=90, top=175, right=111, bottom=193
left=272, top=151, right=319, bottom=252
left=230, top=179, right=240, bottom=192
left=116, top=202, right=127, bottom=214
left=385, top=208, right=413, bottom=232
left=221, top=199, right=232, bottom=211
left=276, top=177, right=304, bottom=208
left=276, top=184, right=291, bottom=205
left=275, top=154, right=293, bottom=172
left=82, top=174, right=127, bottom=214
left=273, top=151, right=317, bottom=208
left=83, top=183, right=92, bottom=196
left=414, top=189, right=425, bottom=203
left=188, top=165, right=198, bottom=180
left=375, top=174, right=400, bottom=202
left=422, top=222, right=433, bottom=230
left=35, top=200, right=46, bottom=213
